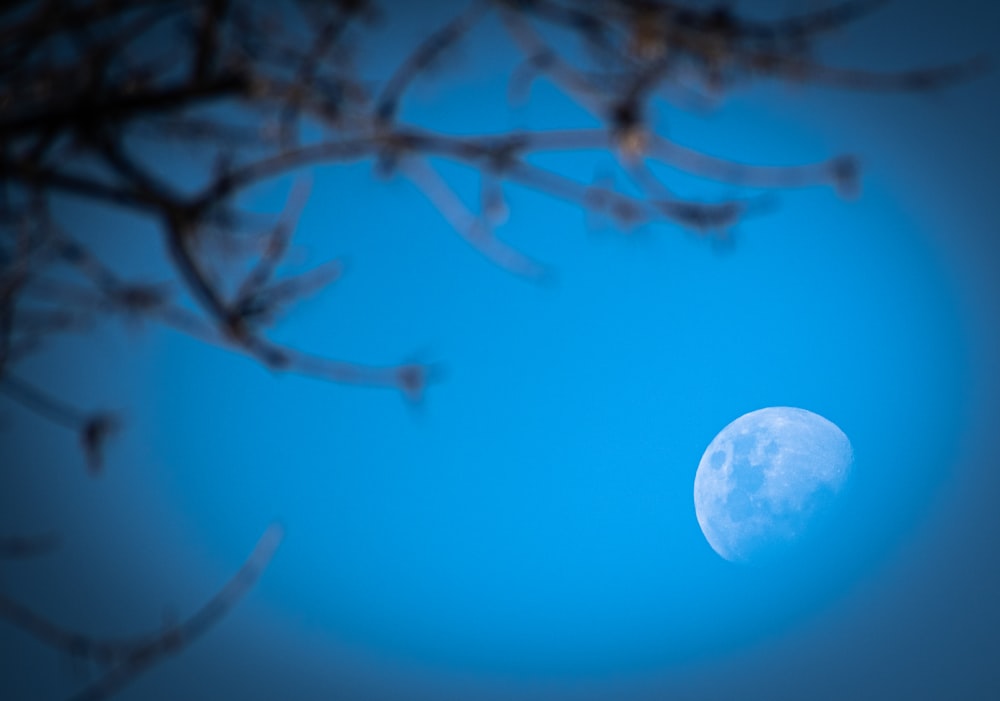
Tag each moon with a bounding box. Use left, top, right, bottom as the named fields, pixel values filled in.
left=694, top=407, right=853, bottom=563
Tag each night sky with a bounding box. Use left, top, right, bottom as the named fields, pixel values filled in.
left=2, top=1, right=999, bottom=699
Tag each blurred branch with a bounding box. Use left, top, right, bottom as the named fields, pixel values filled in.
left=0, top=1, right=986, bottom=698
left=375, top=0, right=493, bottom=126
left=0, top=523, right=283, bottom=701
left=400, top=155, right=548, bottom=279
left=0, top=0, right=985, bottom=466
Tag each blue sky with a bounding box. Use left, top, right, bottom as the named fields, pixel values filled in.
left=2, top=1, right=999, bottom=700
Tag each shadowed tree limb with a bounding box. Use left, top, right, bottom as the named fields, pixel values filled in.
left=0, top=0, right=986, bottom=467
left=0, top=524, right=283, bottom=701
left=0, top=2, right=987, bottom=699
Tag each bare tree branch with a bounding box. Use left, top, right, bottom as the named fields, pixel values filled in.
left=0, top=524, right=283, bottom=701
left=0, top=0, right=984, bottom=462
left=0, top=1, right=986, bottom=698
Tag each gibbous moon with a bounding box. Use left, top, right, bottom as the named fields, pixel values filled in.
left=694, top=407, right=853, bottom=563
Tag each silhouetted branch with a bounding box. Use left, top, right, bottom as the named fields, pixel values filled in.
left=0, top=2, right=986, bottom=699
left=0, top=0, right=985, bottom=469
left=400, top=155, right=549, bottom=279
left=375, top=0, right=493, bottom=126
left=0, top=524, right=283, bottom=701
left=0, top=372, right=91, bottom=431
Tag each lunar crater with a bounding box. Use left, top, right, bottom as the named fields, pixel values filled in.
left=694, top=407, right=853, bottom=563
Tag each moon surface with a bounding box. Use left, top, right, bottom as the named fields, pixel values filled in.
left=694, top=407, right=853, bottom=563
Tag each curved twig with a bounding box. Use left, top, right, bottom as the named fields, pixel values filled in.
left=0, top=524, right=284, bottom=701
